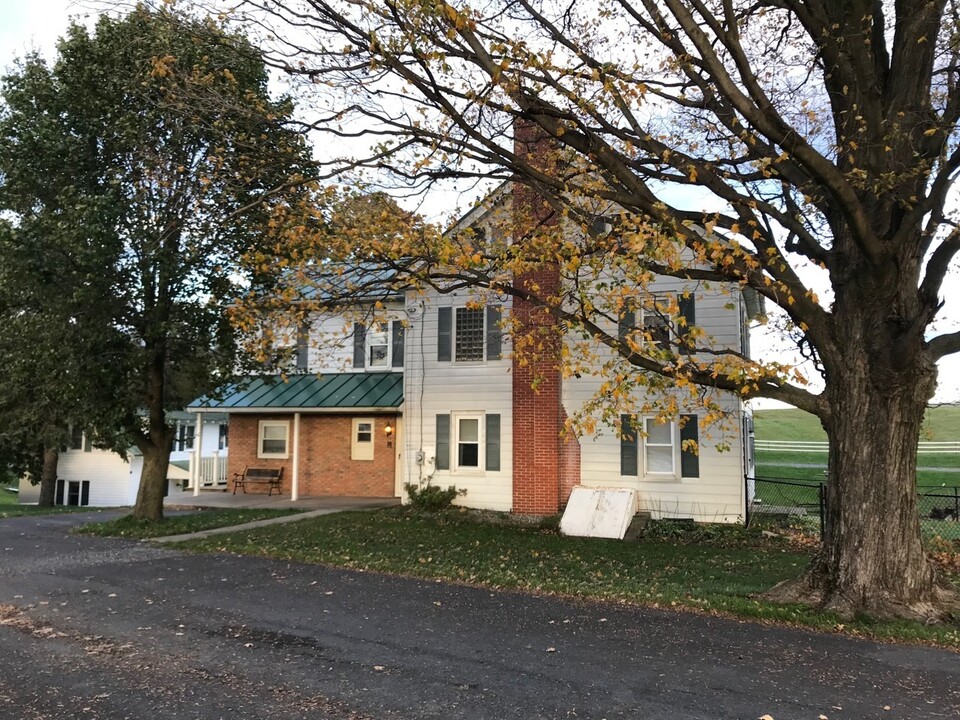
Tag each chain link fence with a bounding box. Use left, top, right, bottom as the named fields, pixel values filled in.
left=747, top=476, right=960, bottom=543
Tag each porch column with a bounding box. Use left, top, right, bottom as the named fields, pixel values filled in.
left=291, top=412, right=301, bottom=502
left=193, top=411, right=204, bottom=497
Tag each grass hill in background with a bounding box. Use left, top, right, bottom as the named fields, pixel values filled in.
left=753, top=405, right=960, bottom=442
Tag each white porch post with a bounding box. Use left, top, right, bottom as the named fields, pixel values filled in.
left=193, top=411, right=204, bottom=497
left=291, top=413, right=301, bottom=502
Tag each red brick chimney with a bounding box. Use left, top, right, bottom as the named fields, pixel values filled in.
left=511, top=118, right=581, bottom=515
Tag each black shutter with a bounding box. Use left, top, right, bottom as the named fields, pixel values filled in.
left=55, top=479, right=64, bottom=506
left=620, top=414, right=638, bottom=476
left=391, top=321, right=405, bottom=368
left=296, top=323, right=310, bottom=370
left=678, top=293, right=696, bottom=337
left=80, top=480, right=90, bottom=506
left=353, top=322, right=366, bottom=368
left=486, top=305, right=502, bottom=360
left=618, top=310, right=635, bottom=352
left=435, top=414, right=450, bottom=470
left=485, top=414, right=500, bottom=471
left=680, top=414, right=700, bottom=478
left=437, top=307, right=452, bottom=361
left=83, top=433, right=92, bottom=453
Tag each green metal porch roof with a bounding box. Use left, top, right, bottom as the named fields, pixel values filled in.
left=189, top=372, right=403, bottom=412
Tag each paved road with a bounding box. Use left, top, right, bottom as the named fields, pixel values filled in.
left=1, top=513, right=958, bottom=720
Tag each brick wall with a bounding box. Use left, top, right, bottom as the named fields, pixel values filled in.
left=227, top=414, right=398, bottom=497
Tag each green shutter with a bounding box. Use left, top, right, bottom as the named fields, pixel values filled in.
left=486, top=305, right=502, bottom=360
left=485, top=413, right=500, bottom=471
left=680, top=414, right=700, bottom=478
left=391, top=321, right=405, bottom=368
left=353, top=322, right=366, bottom=368
left=437, top=307, right=452, bottom=361
left=435, top=414, right=450, bottom=470
left=620, top=414, right=638, bottom=476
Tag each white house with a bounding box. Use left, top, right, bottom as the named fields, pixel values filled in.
left=17, top=412, right=228, bottom=507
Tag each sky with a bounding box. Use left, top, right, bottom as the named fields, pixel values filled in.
left=2, top=0, right=959, bottom=408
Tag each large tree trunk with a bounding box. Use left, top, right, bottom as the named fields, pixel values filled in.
left=36, top=446, right=58, bottom=507
left=132, top=434, right=173, bottom=521
left=767, top=254, right=960, bottom=620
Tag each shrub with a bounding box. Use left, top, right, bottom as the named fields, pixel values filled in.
left=404, top=482, right=466, bottom=512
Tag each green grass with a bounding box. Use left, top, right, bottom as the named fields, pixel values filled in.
left=75, top=508, right=306, bottom=538
left=178, top=507, right=960, bottom=647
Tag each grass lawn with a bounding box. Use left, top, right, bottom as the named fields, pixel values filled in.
left=178, top=507, right=960, bottom=647
left=754, top=405, right=960, bottom=442
left=75, top=507, right=306, bottom=538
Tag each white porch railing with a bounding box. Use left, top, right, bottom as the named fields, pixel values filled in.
left=188, top=451, right=228, bottom=489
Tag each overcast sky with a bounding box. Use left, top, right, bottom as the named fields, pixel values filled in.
left=2, top=0, right=959, bottom=407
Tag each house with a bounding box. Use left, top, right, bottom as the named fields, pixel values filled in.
left=191, top=191, right=759, bottom=523
left=17, top=412, right=229, bottom=507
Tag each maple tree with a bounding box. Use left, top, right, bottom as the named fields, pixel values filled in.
left=231, top=0, right=960, bottom=620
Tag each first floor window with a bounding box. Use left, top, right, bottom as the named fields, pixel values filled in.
left=456, top=416, right=481, bottom=469
left=258, top=421, right=289, bottom=459
left=55, top=479, right=89, bottom=507
left=175, top=422, right=195, bottom=452
left=352, top=418, right=375, bottom=460
left=218, top=424, right=229, bottom=450
left=643, top=418, right=676, bottom=474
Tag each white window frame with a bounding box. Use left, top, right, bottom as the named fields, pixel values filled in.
left=258, top=420, right=290, bottom=459
left=642, top=417, right=677, bottom=477
left=351, top=418, right=375, bottom=460
left=365, top=322, right=390, bottom=370
left=452, top=412, right=484, bottom=474
left=454, top=307, right=486, bottom=363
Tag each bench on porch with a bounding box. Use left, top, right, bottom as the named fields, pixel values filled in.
left=232, top=466, right=284, bottom=496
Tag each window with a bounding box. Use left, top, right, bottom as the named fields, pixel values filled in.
left=621, top=414, right=693, bottom=478
left=367, top=323, right=389, bottom=369
left=641, top=297, right=672, bottom=349
left=69, top=425, right=83, bottom=451
left=175, top=422, right=195, bottom=452
left=644, top=418, right=676, bottom=474
left=55, top=479, right=89, bottom=507
left=436, top=413, right=500, bottom=472
left=354, top=321, right=404, bottom=370
left=455, top=308, right=485, bottom=362
left=456, top=416, right=481, bottom=468
left=438, top=306, right=502, bottom=362
left=258, top=421, right=289, bottom=459
left=351, top=418, right=375, bottom=460
left=218, top=424, right=229, bottom=451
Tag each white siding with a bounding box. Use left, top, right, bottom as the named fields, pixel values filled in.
left=402, top=289, right=515, bottom=511
left=302, top=304, right=405, bottom=374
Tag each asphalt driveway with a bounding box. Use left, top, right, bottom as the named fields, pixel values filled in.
left=1, top=511, right=958, bottom=719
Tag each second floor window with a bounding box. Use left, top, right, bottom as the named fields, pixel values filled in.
left=455, top=308, right=485, bottom=361
left=437, top=305, right=502, bottom=363
left=367, top=323, right=389, bottom=368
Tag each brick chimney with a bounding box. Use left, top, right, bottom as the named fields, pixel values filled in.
left=511, top=118, right=581, bottom=515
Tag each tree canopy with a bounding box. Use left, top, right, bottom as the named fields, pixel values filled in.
left=0, top=6, right=316, bottom=518
left=227, top=0, right=960, bottom=619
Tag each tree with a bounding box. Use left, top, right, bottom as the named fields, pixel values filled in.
left=231, top=0, right=960, bottom=619
left=0, top=6, right=315, bottom=520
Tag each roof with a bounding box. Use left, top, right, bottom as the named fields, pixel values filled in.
left=188, top=372, right=403, bottom=412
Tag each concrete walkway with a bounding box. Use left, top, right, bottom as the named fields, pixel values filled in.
left=164, top=488, right=399, bottom=511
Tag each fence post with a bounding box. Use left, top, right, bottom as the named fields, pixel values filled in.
left=744, top=474, right=750, bottom=528
left=955, top=486, right=959, bottom=520
left=818, top=483, right=825, bottom=538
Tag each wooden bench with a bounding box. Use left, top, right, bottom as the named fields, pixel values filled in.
left=232, top=467, right=284, bottom=496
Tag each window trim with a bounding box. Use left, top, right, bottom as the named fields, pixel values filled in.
left=639, top=294, right=673, bottom=349
left=452, top=412, right=484, bottom=474
left=351, top=418, right=375, bottom=461
left=257, top=420, right=290, bottom=460
left=642, top=416, right=677, bottom=476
